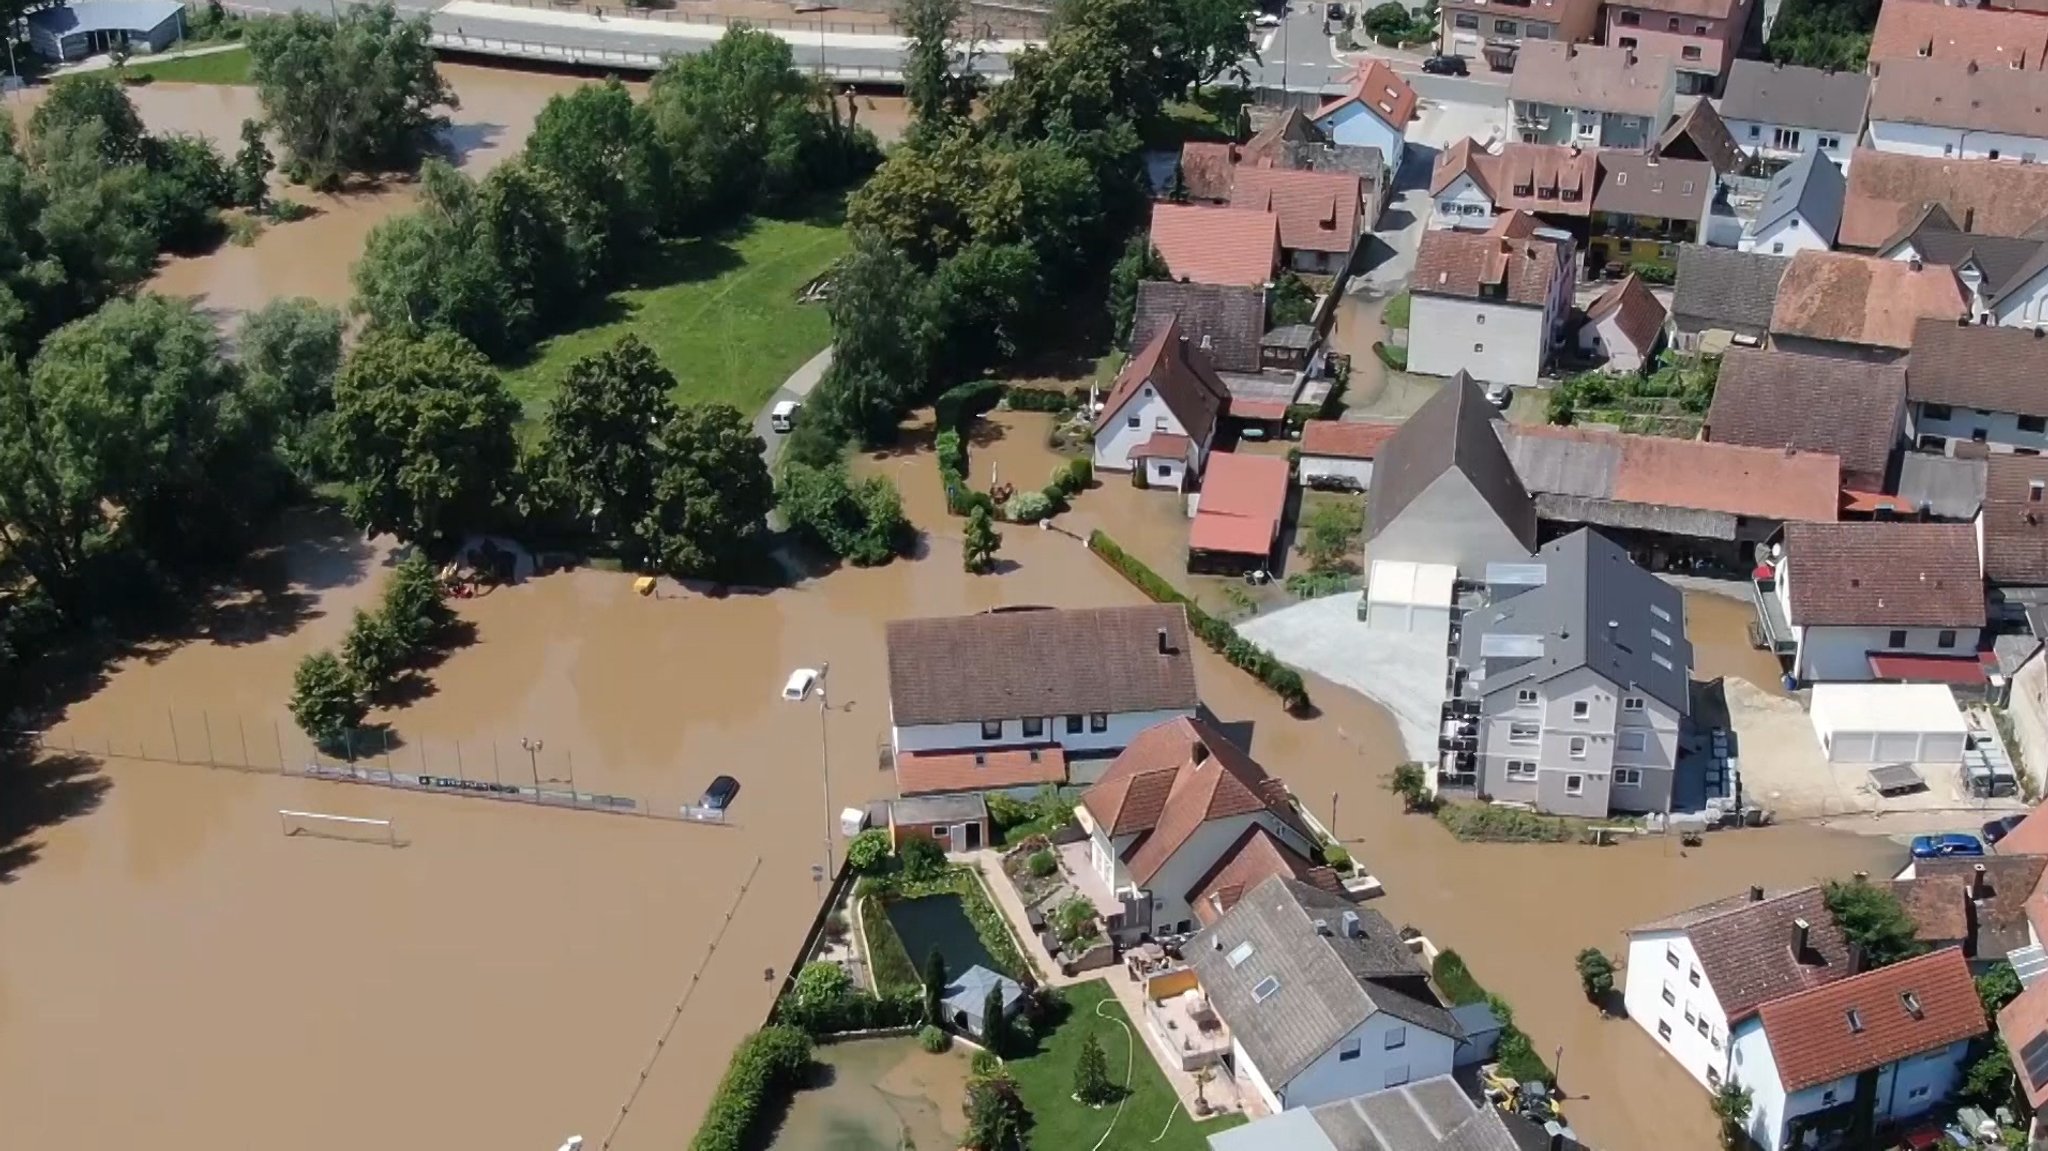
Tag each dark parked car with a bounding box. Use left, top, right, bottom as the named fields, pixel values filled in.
left=1910, top=833, right=1985, bottom=860
left=1422, top=54, right=1469, bottom=76
left=1984, top=813, right=2029, bottom=846
left=1326, top=2, right=1345, bottom=18
left=700, top=774, right=741, bottom=812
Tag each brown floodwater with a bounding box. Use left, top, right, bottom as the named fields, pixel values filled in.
left=767, top=1036, right=970, bottom=1151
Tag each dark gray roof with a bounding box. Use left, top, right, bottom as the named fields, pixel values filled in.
left=1887, top=208, right=2048, bottom=308
left=1459, top=528, right=1693, bottom=715
left=1210, top=1076, right=1557, bottom=1151
left=1897, top=452, right=1987, bottom=520
left=1593, top=152, right=1714, bottom=222
left=1752, top=151, right=1847, bottom=247
left=1261, top=323, right=1316, bottom=351
left=1132, top=281, right=1268, bottom=375
left=1672, top=245, right=1791, bottom=334
left=1188, top=877, right=1460, bottom=1090
left=890, top=793, right=989, bottom=825
left=1364, top=373, right=1538, bottom=552
left=1721, top=60, right=1872, bottom=134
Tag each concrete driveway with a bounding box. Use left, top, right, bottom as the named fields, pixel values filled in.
left=1238, top=593, right=1443, bottom=760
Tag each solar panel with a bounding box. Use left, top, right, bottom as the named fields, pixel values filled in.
left=2021, top=1032, right=2048, bottom=1087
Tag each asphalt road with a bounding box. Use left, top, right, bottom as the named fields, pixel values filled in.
left=1241, top=3, right=1348, bottom=93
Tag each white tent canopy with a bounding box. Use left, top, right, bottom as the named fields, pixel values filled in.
left=1810, top=683, right=1969, bottom=765
left=1365, top=560, right=1456, bottom=634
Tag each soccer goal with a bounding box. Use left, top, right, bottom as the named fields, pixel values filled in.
left=279, top=809, right=400, bottom=848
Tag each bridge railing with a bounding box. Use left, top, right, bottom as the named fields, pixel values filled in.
left=462, top=0, right=909, bottom=35
left=429, top=29, right=919, bottom=77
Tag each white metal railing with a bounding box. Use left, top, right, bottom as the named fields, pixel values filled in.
left=429, top=30, right=931, bottom=78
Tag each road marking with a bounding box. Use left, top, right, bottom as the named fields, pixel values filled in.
left=1260, top=30, right=1278, bottom=51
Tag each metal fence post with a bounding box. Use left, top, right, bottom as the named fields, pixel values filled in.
left=168, top=708, right=181, bottom=763
left=238, top=716, right=250, bottom=770
left=202, top=711, right=216, bottom=767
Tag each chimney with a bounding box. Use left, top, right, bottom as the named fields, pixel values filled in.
left=1314, top=918, right=1332, bottom=936
left=1848, top=942, right=1867, bottom=975
left=1157, top=627, right=1170, bottom=654
left=1965, top=207, right=1977, bottom=232
left=1909, top=256, right=1924, bottom=272
left=1342, top=910, right=1362, bottom=938
left=1791, top=917, right=1812, bottom=962
left=1973, top=862, right=1989, bottom=898
left=1749, top=885, right=1765, bottom=902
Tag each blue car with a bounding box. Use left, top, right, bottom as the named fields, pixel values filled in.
left=1911, top=833, right=1985, bottom=860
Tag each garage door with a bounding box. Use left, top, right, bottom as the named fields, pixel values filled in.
left=1876, top=732, right=1924, bottom=763
left=1829, top=731, right=1878, bottom=763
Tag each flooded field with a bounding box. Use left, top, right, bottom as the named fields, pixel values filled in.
left=766, top=1036, right=970, bottom=1151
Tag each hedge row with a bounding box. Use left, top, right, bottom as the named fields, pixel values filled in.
left=778, top=983, right=923, bottom=1036
left=1087, top=530, right=1311, bottom=712
left=1004, top=385, right=1072, bottom=413
left=688, top=1025, right=815, bottom=1151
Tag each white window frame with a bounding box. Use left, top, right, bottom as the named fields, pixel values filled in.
left=1516, top=688, right=1539, bottom=707
left=1566, top=773, right=1586, bottom=796
left=1572, top=699, right=1591, bottom=720
left=1385, top=1025, right=1407, bottom=1050
left=1569, top=736, right=1588, bottom=759
left=1622, top=696, right=1646, bottom=712
left=1504, top=760, right=1538, bottom=783
left=1338, top=1037, right=1362, bottom=1061
left=1615, top=767, right=1643, bottom=786
left=1509, top=722, right=1539, bottom=745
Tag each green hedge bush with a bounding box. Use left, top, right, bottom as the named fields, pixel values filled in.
left=689, top=1025, right=814, bottom=1151
left=934, top=379, right=1007, bottom=430
left=1005, top=386, right=1070, bottom=412
left=1087, top=530, right=1311, bottom=712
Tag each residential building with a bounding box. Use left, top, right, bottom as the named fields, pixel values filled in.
left=1229, top=167, right=1365, bottom=276
left=1998, top=973, right=2048, bottom=1145
left=1657, top=93, right=1746, bottom=174
left=1309, top=58, right=1417, bottom=175
left=1189, top=823, right=1348, bottom=929
left=1894, top=452, right=1989, bottom=522
left=1671, top=245, right=1792, bottom=349
left=1977, top=453, right=2048, bottom=617
left=1187, top=876, right=1462, bottom=1111
left=1188, top=452, right=1289, bottom=575
left=1740, top=151, right=1847, bottom=257
left=1177, top=140, right=1240, bottom=203
left=1624, top=886, right=1856, bottom=1092
left=27, top=0, right=184, bottom=61
left=1705, top=347, right=1905, bottom=491
left=1178, top=109, right=1388, bottom=223
left=1759, top=521, right=1987, bottom=683
left=1880, top=207, right=2048, bottom=328
left=1720, top=60, right=1869, bottom=172
left=1147, top=203, right=1279, bottom=288
left=1207, top=1074, right=1553, bottom=1151
left=1427, top=138, right=1598, bottom=231
left=1578, top=272, right=1668, bottom=372
left=1437, top=0, right=1603, bottom=69
left=1454, top=528, right=1693, bottom=816
left=1589, top=151, right=1716, bottom=276
left=1362, top=373, right=1539, bottom=574
left=1507, top=42, right=1676, bottom=150
left=883, top=604, right=1200, bottom=787
left=1767, top=249, right=1968, bottom=362
left=1904, top=319, right=2048, bottom=453
left=1602, top=0, right=1752, bottom=96
left=1868, top=0, right=2048, bottom=72
left=1410, top=213, right=1576, bottom=385
left=1894, top=856, right=2048, bottom=965
left=1297, top=419, right=1399, bottom=491
left=1866, top=58, right=2048, bottom=163
left=1840, top=149, right=2048, bottom=251
left=1093, top=319, right=1232, bottom=487
left=1735, top=948, right=1983, bottom=1151
left=1130, top=282, right=1268, bottom=375
left=1075, top=718, right=1325, bottom=941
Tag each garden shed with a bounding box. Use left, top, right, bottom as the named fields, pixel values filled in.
left=1809, top=683, right=1968, bottom=766
left=1364, top=560, right=1456, bottom=635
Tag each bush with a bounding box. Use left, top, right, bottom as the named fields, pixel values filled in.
left=1088, top=531, right=1311, bottom=712
left=1027, top=850, right=1058, bottom=878
left=988, top=786, right=1075, bottom=845
left=1432, top=949, right=1487, bottom=1006
left=1006, top=490, right=1054, bottom=523
left=1374, top=341, right=1407, bottom=371
left=971, top=1049, right=1004, bottom=1080
left=1435, top=801, right=1574, bottom=843
left=1320, top=843, right=1352, bottom=872
left=689, top=1025, right=814, bottom=1151
left=919, top=1024, right=951, bottom=1052
left=1629, top=262, right=1677, bottom=286
left=898, top=836, right=946, bottom=880
left=935, top=379, right=1008, bottom=430
left=1005, top=386, right=1069, bottom=413
left=847, top=828, right=893, bottom=874
left=1053, top=457, right=1093, bottom=495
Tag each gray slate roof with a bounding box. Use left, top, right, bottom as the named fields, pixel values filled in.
left=941, top=965, right=1023, bottom=1018
left=1752, top=151, right=1847, bottom=248
left=1132, top=281, right=1268, bottom=375
left=1364, top=373, right=1538, bottom=553
left=1897, top=452, right=1988, bottom=521
left=1458, top=528, right=1692, bottom=715
left=1188, top=877, right=1460, bottom=1091
left=1209, top=1076, right=1555, bottom=1151
left=1672, top=245, right=1791, bottom=334
left=1721, top=60, right=1872, bottom=134
left=1887, top=206, right=2048, bottom=310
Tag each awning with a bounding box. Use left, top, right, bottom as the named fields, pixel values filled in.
left=1866, top=653, right=1988, bottom=685
left=1132, top=433, right=1192, bottom=459
left=1230, top=399, right=1290, bottom=422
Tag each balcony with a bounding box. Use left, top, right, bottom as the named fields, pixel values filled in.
left=1143, top=984, right=1233, bottom=1072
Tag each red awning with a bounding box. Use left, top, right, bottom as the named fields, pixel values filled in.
left=1866, top=654, right=1987, bottom=685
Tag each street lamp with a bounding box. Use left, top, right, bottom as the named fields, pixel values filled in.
left=521, top=736, right=543, bottom=789
left=785, top=664, right=836, bottom=880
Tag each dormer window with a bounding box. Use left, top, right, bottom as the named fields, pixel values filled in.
left=1847, top=1008, right=1865, bottom=1033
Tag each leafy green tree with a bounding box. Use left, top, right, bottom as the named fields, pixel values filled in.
left=964, top=1073, right=1028, bottom=1151
left=899, top=835, right=945, bottom=880
left=636, top=403, right=773, bottom=580
left=340, top=608, right=407, bottom=690
left=791, top=960, right=853, bottom=1021
left=1574, top=948, right=1616, bottom=1003
left=543, top=334, right=677, bottom=549
left=643, top=27, right=836, bottom=223
left=921, top=241, right=1041, bottom=383
left=1823, top=877, right=1923, bottom=969
left=1710, top=1081, right=1753, bottom=1149
left=847, top=475, right=911, bottom=565
left=474, top=160, right=590, bottom=346
left=845, top=827, right=893, bottom=874
left=1961, top=1040, right=2020, bottom=1112
left=21, top=122, right=157, bottom=331
left=1108, top=234, right=1170, bottom=346
left=239, top=297, right=345, bottom=476
left=290, top=650, right=367, bottom=752
left=1362, top=1, right=1415, bottom=43
left=1073, top=1030, right=1116, bottom=1105
left=1388, top=762, right=1430, bottom=812
left=327, top=331, right=520, bottom=544
left=1765, top=0, right=1877, bottom=71
left=351, top=161, right=518, bottom=355
left=246, top=2, right=457, bottom=188
left=1270, top=271, right=1315, bottom=328
left=524, top=79, right=662, bottom=275
left=139, top=134, right=232, bottom=254
left=848, top=129, right=1015, bottom=269
left=980, top=983, right=1008, bottom=1055
left=963, top=505, right=1002, bottom=574
left=1164, top=0, right=1256, bottom=87
left=923, top=947, right=949, bottom=1026
left=815, top=234, right=928, bottom=443
left=1979, top=961, right=2022, bottom=1017
left=27, top=74, right=147, bottom=166
left=230, top=118, right=274, bottom=209
left=901, top=0, right=978, bottom=136
left=777, top=461, right=909, bottom=566
left=381, top=551, right=453, bottom=652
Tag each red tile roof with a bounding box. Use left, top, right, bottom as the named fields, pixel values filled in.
left=1148, top=203, right=1279, bottom=287
left=1132, top=432, right=1193, bottom=460
left=1314, top=57, right=1419, bottom=130
left=1301, top=419, right=1400, bottom=460
left=1870, top=1, right=2048, bottom=71
left=1512, top=423, right=1844, bottom=524
left=1414, top=228, right=1565, bottom=307
left=1782, top=521, right=1985, bottom=628
left=895, top=745, right=1068, bottom=796
left=1095, top=317, right=1233, bottom=446
left=1770, top=250, right=1968, bottom=351
left=1190, top=452, right=1290, bottom=557
left=1629, top=887, right=1857, bottom=1021
left=1757, top=947, right=1985, bottom=1092
left=1178, top=141, right=1239, bottom=201
left=1584, top=273, right=1668, bottom=358
left=1187, top=824, right=1344, bottom=927
left=1428, top=139, right=1599, bottom=218
left=1865, top=653, right=1988, bottom=684
left=1228, top=167, right=1362, bottom=256
left=1840, top=149, right=2048, bottom=249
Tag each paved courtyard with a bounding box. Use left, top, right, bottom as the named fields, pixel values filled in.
left=1238, top=593, right=1442, bottom=761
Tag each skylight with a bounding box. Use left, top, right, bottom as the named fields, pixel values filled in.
left=1651, top=652, right=1674, bottom=671
left=1651, top=604, right=1672, bottom=623
left=1847, top=1008, right=1865, bottom=1034
left=1652, top=628, right=1672, bottom=647
left=1227, top=941, right=1255, bottom=969
left=1252, top=975, right=1281, bottom=1003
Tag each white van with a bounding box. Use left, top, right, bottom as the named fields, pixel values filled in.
left=770, top=400, right=801, bottom=434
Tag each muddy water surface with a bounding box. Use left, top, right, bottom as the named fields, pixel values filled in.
left=767, top=1036, right=970, bottom=1151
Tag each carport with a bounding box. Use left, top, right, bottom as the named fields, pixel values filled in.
left=1365, top=559, right=1455, bottom=635
left=1810, top=683, right=1969, bottom=766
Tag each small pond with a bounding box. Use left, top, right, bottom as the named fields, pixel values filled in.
left=763, top=1036, right=970, bottom=1151
left=883, top=894, right=999, bottom=975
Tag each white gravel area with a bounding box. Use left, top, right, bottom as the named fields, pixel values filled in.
left=1239, top=593, right=1443, bottom=760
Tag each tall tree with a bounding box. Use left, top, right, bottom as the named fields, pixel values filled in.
left=23, top=122, right=157, bottom=331
left=290, top=650, right=367, bottom=753
left=1072, top=1030, right=1115, bottom=1104
left=230, top=118, right=274, bottom=209
left=525, top=79, right=662, bottom=275
left=27, top=74, right=147, bottom=166
left=138, top=134, right=232, bottom=254
left=962, top=505, right=1001, bottom=573
left=326, top=331, right=520, bottom=545
left=922, top=948, right=949, bottom=1026
left=238, top=297, right=345, bottom=475
left=352, top=161, right=516, bottom=355
left=1822, top=877, right=1923, bottom=969
left=979, top=983, right=1007, bottom=1055
left=542, top=334, right=678, bottom=548
left=473, top=160, right=589, bottom=346
left=1107, top=234, right=1170, bottom=346
left=814, top=233, right=929, bottom=443
left=636, top=403, right=773, bottom=579
left=901, top=0, right=977, bottom=136
left=643, top=27, right=832, bottom=224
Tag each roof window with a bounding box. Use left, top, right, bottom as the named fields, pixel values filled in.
left=1252, top=975, right=1282, bottom=1003
left=1847, top=1008, right=1865, bottom=1033
left=1227, top=941, right=1255, bottom=968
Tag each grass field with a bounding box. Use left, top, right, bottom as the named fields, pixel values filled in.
left=504, top=212, right=848, bottom=420
left=1007, top=981, right=1243, bottom=1151
left=121, top=46, right=252, bottom=85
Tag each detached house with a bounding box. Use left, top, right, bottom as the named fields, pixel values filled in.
left=1881, top=207, right=2048, bottom=329
left=1720, top=61, right=1869, bottom=173
left=1671, top=245, right=1791, bottom=350
left=1507, top=42, right=1676, bottom=150
left=1427, top=138, right=1598, bottom=232
left=1188, top=876, right=1462, bottom=1111
left=1309, top=58, right=1417, bottom=175
left=1904, top=320, right=2048, bottom=454
left=1093, top=319, right=1231, bottom=488
left=1758, top=521, right=1987, bottom=684
left=1977, top=453, right=2048, bottom=619
left=1147, top=203, right=1280, bottom=288
left=1705, top=347, right=1904, bottom=492
left=1602, top=0, right=1753, bottom=96
left=1839, top=150, right=2048, bottom=251
left=1130, top=282, right=1268, bottom=375
left=1452, top=528, right=1692, bottom=816
left=1869, top=0, right=2048, bottom=74
left=1740, top=151, right=1847, bottom=257
left=1410, top=213, right=1576, bottom=386
left=1229, top=167, right=1364, bottom=276
left=1579, top=272, right=1668, bottom=372
left=1866, top=58, right=2048, bottom=164
left=1589, top=151, right=1716, bottom=277
left=883, top=604, right=1199, bottom=791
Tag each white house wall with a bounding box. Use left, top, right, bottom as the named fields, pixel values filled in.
left=1792, top=625, right=1984, bottom=682
left=1279, top=1010, right=1459, bottom=1109
left=1431, top=176, right=1495, bottom=230
left=1474, top=664, right=1680, bottom=816
left=1723, top=118, right=1854, bottom=170
left=1365, top=470, right=1536, bottom=574
left=1990, top=267, right=2048, bottom=329
left=1317, top=102, right=1406, bottom=174
left=1580, top=311, right=1653, bottom=372
left=1740, top=214, right=1830, bottom=258
left=1144, top=814, right=1315, bottom=936
left=1867, top=118, right=2048, bottom=164
left=1299, top=456, right=1375, bottom=488
left=1732, top=1021, right=1968, bottom=1151
left=1912, top=400, right=2048, bottom=455
left=893, top=707, right=1196, bottom=758
left=1408, top=293, right=1550, bottom=386
left=1624, top=930, right=1732, bottom=1092
left=1729, top=1019, right=1793, bottom=1151
left=1094, top=386, right=1202, bottom=475
left=1232, top=1035, right=1283, bottom=1113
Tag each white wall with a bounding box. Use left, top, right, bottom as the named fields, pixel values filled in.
left=1990, top=267, right=2048, bottom=329
left=1300, top=456, right=1374, bottom=489
left=1143, top=814, right=1315, bottom=937
left=1279, top=1010, right=1459, bottom=1108
left=1139, top=454, right=1192, bottom=492
left=1724, top=119, right=1854, bottom=170
left=1625, top=930, right=1733, bottom=1092
left=893, top=706, right=1196, bottom=757
left=1094, top=385, right=1207, bottom=475
left=1912, top=400, right=2048, bottom=455
left=1730, top=1018, right=1792, bottom=1151
left=1367, top=470, right=1535, bottom=574
left=1431, top=175, right=1495, bottom=230
left=1740, top=213, right=1831, bottom=257
left=1408, top=293, right=1549, bottom=386
left=1867, top=118, right=2048, bottom=164
left=1318, top=102, right=1406, bottom=174
left=1579, top=309, right=1655, bottom=372
left=1233, top=1035, right=1283, bottom=1113
left=1733, top=1019, right=1970, bottom=1151
left=1792, top=625, right=1984, bottom=682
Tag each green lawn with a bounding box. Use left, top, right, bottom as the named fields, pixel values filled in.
left=1007, top=981, right=1244, bottom=1151
left=122, top=46, right=251, bottom=85
left=1382, top=290, right=1412, bottom=330
left=504, top=214, right=848, bottom=421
